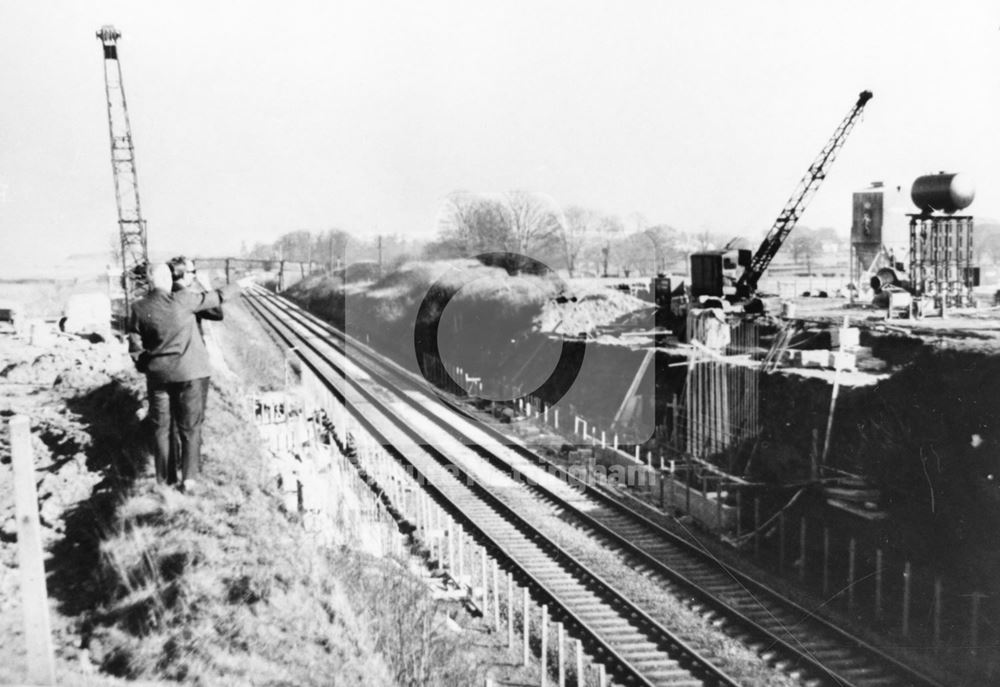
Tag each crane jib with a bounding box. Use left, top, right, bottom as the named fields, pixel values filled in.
left=736, top=90, right=873, bottom=295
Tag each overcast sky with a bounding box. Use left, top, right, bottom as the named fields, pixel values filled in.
left=1, top=1, right=998, bottom=265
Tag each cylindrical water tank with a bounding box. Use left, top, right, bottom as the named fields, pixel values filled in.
left=910, top=173, right=975, bottom=214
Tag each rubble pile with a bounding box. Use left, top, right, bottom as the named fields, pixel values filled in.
left=0, top=325, right=136, bottom=677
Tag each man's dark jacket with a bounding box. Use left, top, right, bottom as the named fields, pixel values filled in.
left=127, top=286, right=236, bottom=383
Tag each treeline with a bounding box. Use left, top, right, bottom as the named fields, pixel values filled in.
left=244, top=190, right=850, bottom=277
left=242, top=230, right=423, bottom=272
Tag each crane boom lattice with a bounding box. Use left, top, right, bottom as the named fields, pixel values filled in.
left=738, top=90, right=873, bottom=293
left=97, top=25, right=148, bottom=313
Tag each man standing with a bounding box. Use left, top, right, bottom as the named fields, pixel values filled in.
left=164, top=257, right=222, bottom=485
left=127, top=263, right=244, bottom=493
left=169, top=256, right=223, bottom=329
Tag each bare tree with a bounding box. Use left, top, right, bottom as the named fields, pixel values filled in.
left=643, top=224, right=680, bottom=273
left=560, top=206, right=603, bottom=277
left=498, top=190, right=561, bottom=257
left=436, top=191, right=507, bottom=254
left=315, top=228, right=352, bottom=271
left=435, top=190, right=562, bottom=272
left=613, top=232, right=653, bottom=276
left=274, top=230, right=313, bottom=262
left=579, top=214, right=624, bottom=276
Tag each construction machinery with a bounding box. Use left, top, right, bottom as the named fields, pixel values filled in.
left=97, top=25, right=149, bottom=315
left=689, top=90, right=874, bottom=307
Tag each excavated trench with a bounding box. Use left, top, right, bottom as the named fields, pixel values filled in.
left=285, top=272, right=1000, bottom=596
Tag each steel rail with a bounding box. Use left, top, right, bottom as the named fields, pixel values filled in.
left=249, top=288, right=946, bottom=687
left=244, top=289, right=740, bottom=687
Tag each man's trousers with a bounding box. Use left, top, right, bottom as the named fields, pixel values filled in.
left=147, top=377, right=210, bottom=484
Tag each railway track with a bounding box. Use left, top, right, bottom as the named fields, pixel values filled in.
left=243, top=288, right=944, bottom=687
left=245, top=288, right=737, bottom=687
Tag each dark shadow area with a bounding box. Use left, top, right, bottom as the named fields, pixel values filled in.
left=45, top=379, right=145, bottom=619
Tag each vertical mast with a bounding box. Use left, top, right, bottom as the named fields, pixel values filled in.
left=97, top=25, right=148, bottom=314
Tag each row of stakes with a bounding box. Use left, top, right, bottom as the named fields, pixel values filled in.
left=281, top=375, right=620, bottom=687
left=345, top=413, right=615, bottom=687
left=261, top=362, right=994, bottom=680
left=445, top=370, right=994, bottom=662
left=251, top=392, right=406, bottom=557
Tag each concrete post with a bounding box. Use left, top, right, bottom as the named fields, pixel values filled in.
left=933, top=578, right=942, bottom=651
left=481, top=548, right=489, bottom=616
left=9, top=416, right=56, bottom=686
left=507, top=574, right=514, bottom=648
left=557, top=622, right=565, bottom=687
left=875, top=549, right=883, bottom=620
left=902, top=562, right=912, bottom=637
left=576, top=640, right=584, bottom=687
left=799, top=517, right=807, bottom=581
left=523, top=587, right=530, bottom=667
left=540, top=605, right=548, bottom=687
left=492, top=559, right=500, bottom=632
left=848, top=537, right=857, bottom=612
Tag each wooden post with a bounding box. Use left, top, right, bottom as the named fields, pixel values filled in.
left=736, top=489, right=742, bottom=537
left=576, top=640, right=584, bottom=687
left=481, top=548, right=489, bottom=617
left=875, top=549, right=883, bottom=621
left=778, top=511, right=786, bottom=572
left=970, top=592, right=982, bottom=654
left=553, top=408, right=559, bottom=429
left=598, top=664, right=607, bottom=687
left=715, top=480, right=722, bottom=530
left=10, top=416, right=56, bottom=686
left=557, top=622, right=565, bottom=687
left=933, top=578, right=942, bottom=651
left=541, top=606, right=548, bottom=687
left=447, top=518, right=455, bottom=572
left=492, top=559, right=500, bottom=632
left=810, top=427, right=819, bottom=480
left=508, top=574, right=514, bottom=648
left=668, top=461, right=675, bottom=510
left=685, top=460, right=692, bottom=513
left=799, top=517, right=807, bottom=581
left=523, top=588, right=530, bottom=666
left=823, top=527, right=830, bottom=595
left=847, top=537, right=856, bottom=613
left=753, top=497, right=760, bottom=559
left=225, top=258, right=231, bottom=284
left=902, top=561, right=912, bottom=637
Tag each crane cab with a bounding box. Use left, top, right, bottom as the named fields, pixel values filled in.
left=689, top=249, right=752, bottom=300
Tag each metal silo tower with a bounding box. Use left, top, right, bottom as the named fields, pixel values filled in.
left=97, top=25, right=148, bottom=315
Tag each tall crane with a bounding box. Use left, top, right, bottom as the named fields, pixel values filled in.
left=735, top=90, right=873, bottom=297
left=97, top=25, right=148, bottom=314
